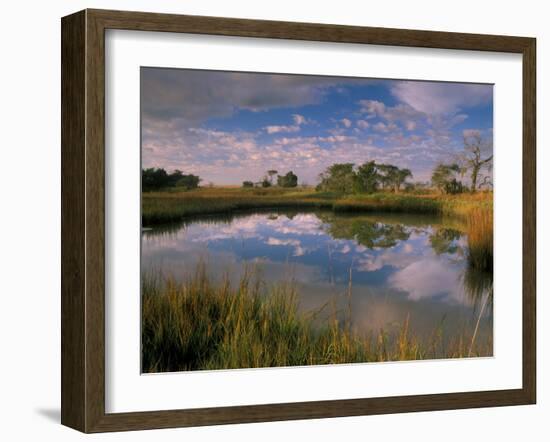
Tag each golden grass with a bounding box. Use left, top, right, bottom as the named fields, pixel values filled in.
left=141, top=188, right=494, bottom=371
left=466, top=207, right=493, bottom=272
left=142, top=187, right=493, bottom=225
left=142, top=265, right=492, bottom=373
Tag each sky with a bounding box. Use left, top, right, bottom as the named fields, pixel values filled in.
left=141, top=68, right=493, bottom=185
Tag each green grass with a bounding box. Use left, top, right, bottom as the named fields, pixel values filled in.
left=142, top=187, right=493, bottom=225
left=142, top=265, right=492, bottom=373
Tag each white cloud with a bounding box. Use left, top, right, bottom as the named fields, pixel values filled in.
left=391, top=81, right=492, bottom=115
left=389, top=259, right=462, bottom=302
left=266, top=237, right=301, bottom=246
left=373, top=122, right=387, bottom=132
left=450, top=114, right=469, bottom=125
left=340, top=244, right=351, bottom=254
left=463, top=128, right=481, bottom=138
left=265, top=125, right=300, bottom=134
left=359, top=99, right=426, bottom=133
left=356, top=246, right=420, bottom=272
left=142, top=70, right=492, bottom=185
left=360, top=99, right=386, bottom=115
left=403, top=243, right=414, bottom=253
left=265, top=114, right=313, bottom=134
left=373, top=122, right=399, bottom=133
left=142, top=120, right=457, bottom=184
left=293, top=246, right=306, bottom=257
left=292, top=114, right=306, bottom=125
left=341, top=118, right=352, bottom=128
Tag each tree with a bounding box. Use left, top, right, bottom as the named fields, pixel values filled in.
left=141, top=168, right=201, bottom=191
left=261, top=177, right=271, bottom=187
left=142, top=168, right=168, bottom=190
left=354, top=161, right=379, bottom=194
left=169, top=169, right=184, bottom=186
left=431, top=163, right=462, bottom=194
left=394, top=168, right=412, bottom=192
left=377, top=164, right=412, bottom=192
left=175, top=174, right=200, bottom=190
left=242, top=181, right=254, bottom=188
left=277, top=171, right=298, bottom=188
left=444, top=178, right=466, bottom=195
left=461, top=133, right=493, bottom=192
left=267, top=170, right=278, bottom=185
left=315, top=161, right=413, bottom=194
left=376, top=164, right=396, bottom=190
left=317, top=163, right=356, bottom=193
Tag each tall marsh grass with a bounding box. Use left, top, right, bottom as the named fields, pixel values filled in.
left=466, top=208, right=493, bottom=272
left=142, top=266, right=492, bottom=373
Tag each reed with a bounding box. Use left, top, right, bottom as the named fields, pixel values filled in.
left=466, top=207, right=493, bottom=272
left=142, top=266, right=492, bottom=373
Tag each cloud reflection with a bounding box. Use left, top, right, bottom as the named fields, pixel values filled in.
left=144, top=212, right=476, bottom=307
left=389, top=258, right=464, bottom=303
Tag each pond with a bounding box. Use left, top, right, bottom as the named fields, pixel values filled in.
left=142, top=210, right=493, bottom=355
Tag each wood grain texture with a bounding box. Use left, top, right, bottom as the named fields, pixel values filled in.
left=60, top=8, right=537, bottom=433
left=89, top=8, right=532, bottom=52
left=85, top=10, right=107, bottom=432
left=61, top=10, right=86, bottom=432
left=522, top=38, right=537, bottom=404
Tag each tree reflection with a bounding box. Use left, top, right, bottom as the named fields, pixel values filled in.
left=429, top=228, right=462, bottom=255
left=320, top=215, right=411, bottom=249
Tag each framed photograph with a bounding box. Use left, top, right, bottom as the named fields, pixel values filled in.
left=61, top=9, right=536, bottom=433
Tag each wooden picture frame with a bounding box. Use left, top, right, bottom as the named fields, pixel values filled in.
left=61, top=8, right=536, bottom=433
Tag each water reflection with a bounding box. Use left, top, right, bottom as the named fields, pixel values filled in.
left=142, top=210, right=492, bottom=346
left=430, top=228, right=463, bottom=256
left=320, top=214, right=411, bottom=249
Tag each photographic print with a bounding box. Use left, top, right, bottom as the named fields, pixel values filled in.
left=140, top=68, right=494, bottom=373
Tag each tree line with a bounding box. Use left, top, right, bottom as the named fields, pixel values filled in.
left=142, top=168, right=200, bottom=191
left=242, top=170, right=298, bottom=188
left=315, top=134, right=492, bottom=195
left=316, top=161, right=412, bottom=194
left=142, top=134, right=491, bottom=194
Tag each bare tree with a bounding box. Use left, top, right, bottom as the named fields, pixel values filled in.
left=461, top=133, right=493, bottom=192
left=267, top=169, right=278, bottom=185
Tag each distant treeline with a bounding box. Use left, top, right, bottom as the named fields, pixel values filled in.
left=316, top=134, right=493, bottom=195
left=243, top=170, right=298, bottom=188
left=143, top=135, right=492, bottom=195
left=316, top=161, right=412, bottom=194
left=142, top=168, right=200, bottom=191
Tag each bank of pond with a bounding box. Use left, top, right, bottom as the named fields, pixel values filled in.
left=141, top=209, right=493, bottom=372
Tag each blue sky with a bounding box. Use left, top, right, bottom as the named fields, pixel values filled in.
left=141, top=68, right=493, bottom=184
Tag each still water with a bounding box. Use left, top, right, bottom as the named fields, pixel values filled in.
left=142, top=210, right=493, bottom=351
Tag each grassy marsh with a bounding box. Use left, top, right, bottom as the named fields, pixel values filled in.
left=466, top=207, right=493, bottom=272
left=142, top=265, right=492, bottom=373
left=141, top=187, right=494, bottom=371
left=142, top=186, right=493, bottom=225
